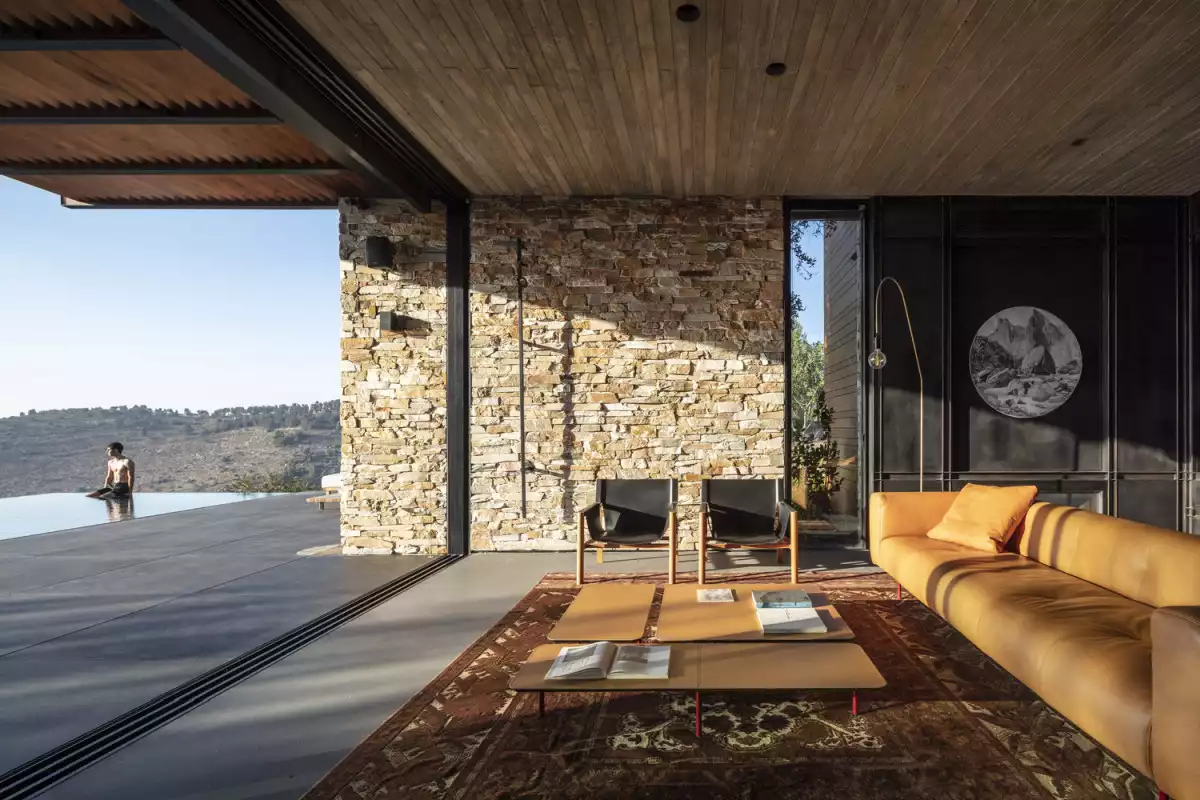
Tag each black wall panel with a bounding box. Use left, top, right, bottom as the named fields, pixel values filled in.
left=1115, top=480, right=1179, bottom=530
left=871, top=196, right=1190, bottom=530
left=877, top=201, right=944, bottom=478
left=951, top=237, right=1106, bottom=473
left=1114, top=200, right=1180, bottom=473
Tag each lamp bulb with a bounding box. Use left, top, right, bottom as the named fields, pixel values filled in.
left=868, top=348, right=888, bottom=370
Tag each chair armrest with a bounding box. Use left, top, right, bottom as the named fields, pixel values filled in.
left=868, top=492, right=957, bottom=558
left=579, top=503, right=603, bottom=540
left=1152, top=605, right=1200, bottom=797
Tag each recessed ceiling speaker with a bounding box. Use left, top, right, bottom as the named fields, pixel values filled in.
left=766, top=62, right=787, bottom=76
left=676, top=4, right=700, bottom=22
left=365, top=236, right=393, bottom=268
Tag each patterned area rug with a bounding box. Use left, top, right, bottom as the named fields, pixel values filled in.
left=303, top=571, right=1155, bottom=800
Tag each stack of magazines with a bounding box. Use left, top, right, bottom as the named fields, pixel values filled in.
left=752, top=589, right=827, bottom=634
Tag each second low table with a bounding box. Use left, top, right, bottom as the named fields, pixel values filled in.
left=656, top=583, right=854, bottom=642
left=511, top=641, right=885, bottom=735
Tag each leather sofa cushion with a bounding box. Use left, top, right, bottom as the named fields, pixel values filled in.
left=1011, top=503, right=1200, bottom=608
left=880, top=535, right=1153, bottom=775
left=927, top=483, right=1038, bottom=553
left=1152, top=606, right=1200, bottom=799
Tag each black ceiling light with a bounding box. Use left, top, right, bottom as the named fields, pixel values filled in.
left=766, top=62, right=787, bottom=77
left=676, top=4, right=701, bottom=22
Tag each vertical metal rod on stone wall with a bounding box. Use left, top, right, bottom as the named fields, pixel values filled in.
left=516, top=237, right=528, bottom=517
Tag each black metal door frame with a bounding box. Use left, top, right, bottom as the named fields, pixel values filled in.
left=783, top=199, right=869, bottom=548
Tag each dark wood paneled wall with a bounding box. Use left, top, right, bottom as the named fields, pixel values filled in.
left=869, top=196, right=1193, bottom=531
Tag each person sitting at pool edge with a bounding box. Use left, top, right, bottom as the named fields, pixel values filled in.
left=87, top=442, right=135, bottom=499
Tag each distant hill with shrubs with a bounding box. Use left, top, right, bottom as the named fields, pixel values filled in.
left=0, top=402, right=340, bottom=498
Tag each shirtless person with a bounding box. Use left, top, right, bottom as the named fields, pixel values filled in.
left=87, top=442, right=136, bottom=498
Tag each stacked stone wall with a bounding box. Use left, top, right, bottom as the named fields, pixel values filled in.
left=340, top=196, right=785, bottom=553
left=339, top=200, right=449, bottom=554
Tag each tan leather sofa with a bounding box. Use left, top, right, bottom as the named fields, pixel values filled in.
left=870, top=492, right=1200, bottom=799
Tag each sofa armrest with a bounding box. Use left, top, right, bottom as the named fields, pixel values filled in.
left=868, top=492, right=958, bottom=560
left=1152, top=605, right=1200, bottom=799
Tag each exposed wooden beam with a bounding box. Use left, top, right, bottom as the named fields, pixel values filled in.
left=0, top=160, right=344, bottom=176
left=0, top=22, right=178, bottom=52
left=0, top=105, right=280, bottom=125
left=122, top=0, right=468, bottom=209
left=61, top=196, right=334, bottom=209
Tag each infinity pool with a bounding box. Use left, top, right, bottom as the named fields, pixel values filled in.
left=0, top=492, right=277, bottom=541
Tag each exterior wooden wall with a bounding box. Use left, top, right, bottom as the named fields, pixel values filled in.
left=822, top=223, right=860, bottom=518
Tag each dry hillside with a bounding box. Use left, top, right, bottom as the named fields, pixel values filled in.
left=0, top=403, right=339, bottom=497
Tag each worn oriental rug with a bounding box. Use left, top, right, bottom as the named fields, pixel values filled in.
left=303, top=571, right=1155, bottom=800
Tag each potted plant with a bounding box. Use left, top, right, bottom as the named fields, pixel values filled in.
left=791, top=389, right=844, bottom=520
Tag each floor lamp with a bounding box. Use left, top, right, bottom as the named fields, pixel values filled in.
left=869, top=277, right=924, bottom=492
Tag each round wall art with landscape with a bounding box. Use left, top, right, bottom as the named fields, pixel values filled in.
left=969, top=306, right=1082, bottom=419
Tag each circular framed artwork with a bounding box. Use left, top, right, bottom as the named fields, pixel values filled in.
left=969, top=307, right=1082, bottom=419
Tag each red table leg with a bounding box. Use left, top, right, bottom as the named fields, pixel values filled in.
left=695, top=691, right=701, bottom=737
left=538, top=691, right=545, bottom=718
left=852, top=690, right=858, bottom=716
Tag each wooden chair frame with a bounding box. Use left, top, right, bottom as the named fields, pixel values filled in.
left=698, top=499, right=800, bottom=584
left=576, top=502, right=678, bottom=586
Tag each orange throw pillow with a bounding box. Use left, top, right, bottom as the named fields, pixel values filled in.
left=927, top=483, right=1038, bottom=553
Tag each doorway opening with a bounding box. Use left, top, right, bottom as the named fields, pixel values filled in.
left=786, top=206, right=865, bottom=543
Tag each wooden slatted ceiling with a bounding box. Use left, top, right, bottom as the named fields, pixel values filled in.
left=0, top=52, right=254, bottom=108
left=0, top=0, right=358, bottom=205
left=0, top=0, right=136, bottom=27
left=16, top=173, right=370, bottom=203
left=0, top=125, right=330, bottom=164
left=280, top=0, right=1200, bottom=197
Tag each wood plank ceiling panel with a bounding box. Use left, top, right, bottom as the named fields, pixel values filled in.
left=0, top=124, right=330, bottom=164
left=0, top=0, right=360, bottom=206
left=281, top=0, right=1200, bottom=196
left=0, top=52, right=255, bottom=106
left=0, top=0, right=136, bottom=27
left=17, top=172, right=368, bottom=203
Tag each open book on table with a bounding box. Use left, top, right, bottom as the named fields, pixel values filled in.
left=544, top=642, right=671, bottom=680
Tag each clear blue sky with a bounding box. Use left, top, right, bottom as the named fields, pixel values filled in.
left=0, top=178, right=340, bottom=419
left=0, top=176, right=825, bottom=419
left=791, top=222, right=825, bottom=343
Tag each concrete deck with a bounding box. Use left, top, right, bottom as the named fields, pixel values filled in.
left=0, top=494, right=429, bottom=775
left=37, top=547, right=877, bottom=800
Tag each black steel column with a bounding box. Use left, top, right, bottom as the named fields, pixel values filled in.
left=446, top=201, right=471, bottom=556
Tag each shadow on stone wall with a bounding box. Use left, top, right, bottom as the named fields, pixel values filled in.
left=342, top=197, right=786, bottom=553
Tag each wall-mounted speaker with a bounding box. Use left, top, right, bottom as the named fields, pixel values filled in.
left=379, top=311, right=431, bottom=334
left=365, top=236, right=393, bottom=268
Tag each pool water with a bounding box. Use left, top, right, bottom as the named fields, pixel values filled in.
left=0, top=492, right=278, bottom=541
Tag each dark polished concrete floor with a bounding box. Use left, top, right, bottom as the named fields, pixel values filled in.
left=37, top=547, right=877, bottom=800
left=0, top=494, right=428, bottom=775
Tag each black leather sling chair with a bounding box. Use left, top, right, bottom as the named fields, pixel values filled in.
left=698, top=478, right=801, bottom=584
left=576, top=479, right=678, bottom=585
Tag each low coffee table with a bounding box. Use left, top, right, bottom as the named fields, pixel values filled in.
left=548, top=583, right=655, bottom=642
left=657, top=583, right=854, bottom=642
left=511, top=641, right=884, bottom=736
